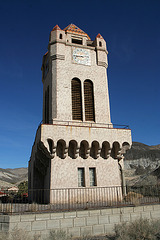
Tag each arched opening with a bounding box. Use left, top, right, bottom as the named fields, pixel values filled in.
left=68, top=140, right=77, bottom=159
left=99, top=41, right=102, bottom=47
left=59, top=33, right=63, bottom=39
left=122, top=142, right=130, bottom=154
left=79, top=140, right=89, bottom=159
left=47, top=139, right=53, bottom=154
left=101, top=141, right=110, bottom=159
left=56, top=139, right=66, bottom=159
left=90, top=141, right=99, bottom=159
left=84, top=80, right=95, bottom=121
left=111, top=141, right=120, bottom=159
left=71, top=78, right=83, bottom=121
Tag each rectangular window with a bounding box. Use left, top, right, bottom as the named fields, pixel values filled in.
left=78, top=168, right=85, bottom=187
left=72, top=38, right=82, bottom=45
left=89, top=168, right=96, bottom=186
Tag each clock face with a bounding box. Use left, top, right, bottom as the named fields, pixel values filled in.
left=72, top=48, right=91, bottom=66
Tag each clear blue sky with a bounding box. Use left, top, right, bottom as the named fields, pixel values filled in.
left=0, top=0, right=159, bottom=168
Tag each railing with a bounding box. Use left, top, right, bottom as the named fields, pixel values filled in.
left=38, top=120, right=130, bottom=129
left=0, top=185, right=159, bottom=214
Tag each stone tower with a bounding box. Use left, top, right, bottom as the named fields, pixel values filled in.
left=28, top=24, right=132, bottom=203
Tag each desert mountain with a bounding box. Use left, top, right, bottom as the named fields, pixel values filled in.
left=0, top=168, right=28, bottom=188
left=124, top=142, right=160, bottom=185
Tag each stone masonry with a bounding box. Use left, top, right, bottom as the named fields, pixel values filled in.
left=1, top=205, right=160, bottom=238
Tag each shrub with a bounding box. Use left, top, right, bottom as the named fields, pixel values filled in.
left=47, top=230, right=72, bottom=240
left=124, top=191, right=143, bottom=206
left=114, top=218, right=160, bottom=240
left=28, top=202, right=39, bottom=212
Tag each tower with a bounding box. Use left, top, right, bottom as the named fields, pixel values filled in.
left=28, top=24, right=132, bottom=203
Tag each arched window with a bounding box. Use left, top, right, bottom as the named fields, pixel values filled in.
left=101, top=141, right=110, bottom=159
left=59, top=33, right=63, bottom=39
left=47, top=139, right=53, bottom=154
left=84, top=80, right=95, bottom=121
left=111, top=141, right=120, bottom=159
left=90, top=141, right=99, bottom=159
left=68, top=140, right=77, bottom=159
left=56, top=140, right=66, bottom=159
left=71, top=78, right=83, bottom=120
left=79, top=140, right=89, bottom=159
left=99, top=41, right=102, bottom=47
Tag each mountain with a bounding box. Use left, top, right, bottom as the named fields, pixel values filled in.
left=124, top=142, right=160, bottom=185
left=0, top=168, right=28, bottom=188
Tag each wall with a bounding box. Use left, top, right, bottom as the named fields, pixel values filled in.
left=1, top=205, right=160, bottom=239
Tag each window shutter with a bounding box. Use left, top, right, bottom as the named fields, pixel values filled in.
left=84, top=80, right=95, bottom=121
left=71, top=78, right=83, bottom=120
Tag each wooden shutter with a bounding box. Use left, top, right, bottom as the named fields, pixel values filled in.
left=84, top=80, right=95, bottom=121
left=71, top=78, right=83, bottom=120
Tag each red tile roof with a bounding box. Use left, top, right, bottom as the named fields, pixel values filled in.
left=96, top=33, right=104, bottom=39
left=63, top=24, right=91, bottom=40
left=52, top=25, right=61, bottom=31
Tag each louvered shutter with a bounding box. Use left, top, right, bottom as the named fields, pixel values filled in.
left=71, top=78, right=83, bottom=120
left=84, top=80, right=95, bottom=121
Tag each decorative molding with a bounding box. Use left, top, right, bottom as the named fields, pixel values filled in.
left=97, top=61, right=108, bottom=68
left=51, top=54, right=65, bottom=61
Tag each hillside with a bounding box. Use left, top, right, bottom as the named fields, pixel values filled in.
left=0, top=168, right=28, bottom=188
left=124, top=142, right=160, bottom=185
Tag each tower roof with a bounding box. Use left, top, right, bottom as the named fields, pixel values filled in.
left=63, top=24, right=91, bottom=40
left=96, top=33, right=104, bottom=39
left=51, top=25, right=61, bottom=31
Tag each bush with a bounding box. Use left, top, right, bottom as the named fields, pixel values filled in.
left=47, top=230, right=72, bottom=240
left=114, top=218, right=160, bottom=240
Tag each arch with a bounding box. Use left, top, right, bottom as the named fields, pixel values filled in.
left=56, top=139, right=66, bottom=159
left=68, top=140, right=77, bottom=159
left=59, top=33, right=63, bottom=39
left=122, top=142, right=130, bottom=154
left=79, top=140, right=89, bottom=159
left=101, top=141, right=110, bottom=159
left=47, top=139, right=54, bottom=154
left=84, top=80, right=95, bottom=121
left=99, top=41, right=102, bottom=47
left=90, top=141, right=99, bottom=159
left=111, top=141, right=120, bottom=159
left=71, top=78, right=83, bottom=121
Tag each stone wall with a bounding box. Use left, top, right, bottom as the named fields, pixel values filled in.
left=1, top=205, right=160, bottom=238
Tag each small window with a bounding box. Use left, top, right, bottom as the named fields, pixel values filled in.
left=78, top=168, right=85, bottom=187
left=89, top=168, right=96, bottom=186
left=99, top=41, right=102, bottom=47
left=59, top=33, right=63, bottom=39
left=72, top=38, right=82, bottom=45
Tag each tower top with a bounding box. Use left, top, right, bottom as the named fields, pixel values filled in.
left=52, top=25, right=61, bottom=31
left=96, top=33, right=104, bottom=39
left=63, top=24, right=91, bottom=40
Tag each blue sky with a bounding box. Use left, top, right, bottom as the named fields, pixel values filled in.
left=0, top=0, right=159, bottom=168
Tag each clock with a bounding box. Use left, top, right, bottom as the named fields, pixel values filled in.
left=72, top=48, right=91, bottom=66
